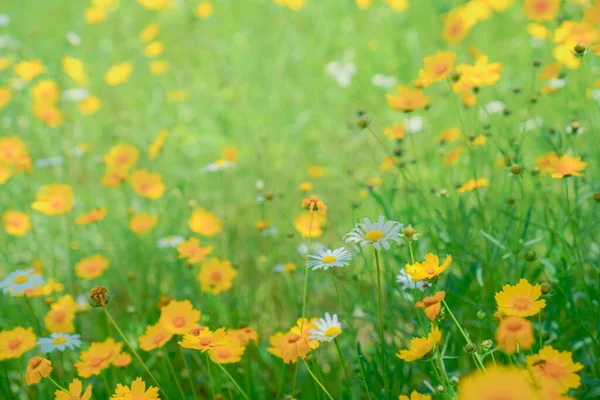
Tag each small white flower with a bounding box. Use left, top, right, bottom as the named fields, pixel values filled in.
left=404, top=116, right=423, bottom=134
left=200, top=160, right=236, bottom=173
left=37, top=333, right=81, bottom=353
left=157, top=236, right=185, bottom=248
left=396, top=268, right=428, bottom=292
left=345, top=216, right=402, bottom=251
left=0, top=15, right=10, bottom=26
left=255, top=179, right=265, bottom=191
left=35, top=156, right=65, bottom=168
left=484, top=100, right=505, bottom=114
left=309, top=313, right=342, bottom=342
left=306, top=247, right=352, bottom=271
left=261, top=226, right=278, bottom=236
left=548, top=78, right=566, bottom=90
left=273, top=262, right=296, bottom=273
left=0, top=269, right=44, bottom=296
left=62, top=88, right=89, bottom=102
left=371, top=74, right=398, bottom=90
left=519, top=117, right=543, bottom=132
left=326, top=61, right=356, bottom=88
left=66, top=32, right=81, bottom=46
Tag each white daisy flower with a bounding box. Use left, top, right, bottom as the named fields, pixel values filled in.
left=519, top=117, right=543, bottom=132
left=325, top=61, right=356, bottom=88
left=396, top=268, right=428, bottom=292
left=0, top=268, right=44, bottom=296
left=35, top=156, right=65, bottom=168
left=62, top=88, right=89, bottom=102
left=484, top=100, right=505, bottom=115
left=37, top=333, right=81, bottom=353
left=548, top=78, right=566, bottom=90
left=306, top=247, right=352, bottom=271
left=371, top=74, right=398, bottom=90
left=404, top=116, right=423, bottom=134
left=0, top=15, right=10, bottom=26
left=261, top=226, right=278, bottom=236
left=309, top=313, right=342, bottom=342
left=345, top=216, right=403, bottom=251
left=65, top=31, right=82, bottom=46
left=200, top=160, right=236, bottom=173
left=157, top=235, right=185, bottom=248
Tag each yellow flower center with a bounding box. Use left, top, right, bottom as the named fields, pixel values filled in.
left=364, top=230, right=385, bottom=242
left=322, top=255, right=337, bottom=264
left=51, top=336, right=68, bottom=345
left=325, top=327, right=342, bottom=337
left=13, top=275, right=29, bottom=284
left=513, top=297, right=531, bottom=311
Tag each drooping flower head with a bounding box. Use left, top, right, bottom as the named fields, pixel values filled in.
left=396, top=326, right=441, bottom=362
left=405, top=254, right=452, bottom=282
left=415, top=291, right=446, bottom=321
left=25, top=357, right=52, bottom=385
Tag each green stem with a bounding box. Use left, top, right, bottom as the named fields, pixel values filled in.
left=48, top=376, right=74, bottom=397
left=216, top=363, right=250, bottom=400
left=24, top=295, right=42, bottom=336
left=166, top=352, right=186, bottom=400
left=374, top=249, right=388, bottom=398
left=205, top=353, right=216, bottom=398
left=301, top=359, right=334, bottom=400
left=441, top=298, right=485, bottom=371
left=357, top=341, right=372, bottom=400
left=103, top=307, right=171, bottom=400
left=179, top=347, right=198, bottom=400
left=275, top=362, right=286, bottom=400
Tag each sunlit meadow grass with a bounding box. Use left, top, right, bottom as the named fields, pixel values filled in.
left=0, top=0, right=599, bottom=399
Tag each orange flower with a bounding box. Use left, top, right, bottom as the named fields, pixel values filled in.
left=176, top=237, right=214, bottom=264
left=444, top=148, right=463, bottom=165
left=415, top=291, right=446, bottom=321
left=129, top=169, right=165, bottom=200
left=383, top=124, right=406, bottom=141
left=458, top=178, right=488, bottom=193
left=159, top=300, right=201, bottom=334
left=396, top=326, right=441, bottom=362
left=548, top=154, right=587, bottom=178
left=104, top=144, right=139, bottom=171
left=55, top=379, right=92, bottom=400
left=25, top=357, right=52, bottom=385
left=535, top=151, right=560, bottom=173
left=2, top=210, right=31, bottom=236
left=129, top=213, right=158, bottom=234
left=442, top=9, right=473, bottom=44
left=406, top=254, right=452, bottom=281
left=527, top=346, right=583, bottom=394
left=75, top=207, right=107, bottom=225
left=139, top=323, right=173, bottom=351
left=495, top=279, right=546, bottom=317
left=293, top=211, right=326, bottom=238
left=31, top=183, right=74, bottom=216
left=524, top=0, right=560, bottom=21
left=538, top=63, right=563, bottom=80
left=208, top=338, right=245, bottom=364
left=149, top=129, right=168, bottom=160
left=188, top=208, right=222, bottom=236
left=33, top=103, right=64, bottom=127
left=44, top=294, right=77, bottom=333
left=101, top=169, right=128, bottom=188
left=113, top=352, right=132, bottom=368
left=386, top=86, right=430, bottom=112
left=267, top=331, right=312, bottom=364
left=197, top=258, right=238, bottom=295
left=75, top=254, right=109, bottom=279
left=301, top=195, right=327, bottom=214
left=0, top=327, right=36, bottom=360
left=418, top=51, right=456, bottom=86
left=75, top=338, right=123, bottom=378
left=179, top=327, right=228, bottom=351
left=495, top=316, right=535, bottom=355
left=228, top=327, right=259, bottom=346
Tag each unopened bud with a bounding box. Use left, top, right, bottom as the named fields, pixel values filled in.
left=510, top=164, right=521, bottom=175
left=525, top=251, right=536, bottom=261
left=541, top=283, right=551, bottom=295
left=264, top=193, right=273, bottom=201
left=481, top=339, right=493, bottom=350
left=477, top=310, right=486, bottom=320
left=573, top=43, right=587, bottom=56
left=464, top=343, right=477, bottom=353
left=436, top=385, right=445, bottom=393
left=594, top=191, right=600, bottom=202
left=532, top=60, right=541, bottom=67
left=403, top=226, right=415, bottom=238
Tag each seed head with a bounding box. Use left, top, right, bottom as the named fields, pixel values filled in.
left=89, top=285, right=110, bottom=308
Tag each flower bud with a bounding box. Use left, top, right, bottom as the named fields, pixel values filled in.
left=525, top=251, right=536, bottom=261
left=403, top=226, right=415, bottom=238
left=594, top=191, right=600, bottom=202
left=477, top=310, right=486, bottom=320
left=481, top=339, right=493, bottom=350
left=573, top=43, right=587, bottom=56
left=510, top=164, right=521, bottom=175
left=89, top=285, right=110, bottom=308
left=436, top=385, right=445, bottom=393
left=464, top=343, right=477, bottom=353
left=531, top=166, right=540, bottom=176
left=540, top=283, right=551, bottom=295
left=532, top=60, right=541, bottom=67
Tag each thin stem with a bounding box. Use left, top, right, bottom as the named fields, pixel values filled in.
left=216, top=363, right=250, bottom=400
left=275, top=362, right=286, bottom=400
left=374, top=249, right=388, bottom=398
left=334, top=338, right=351, bottom=382
left=48, top=376, right=74, bottom=397
left=408, top=241, right=416, bottom=264
left=435, top=352, right=455, bottom=399
left=24, top=295, right=42, bottom=336
left=166, top=353, right=186, bottom=400
left=205, top=352, right=216, bottom=398
left=301, top=359, right=334, bottom=400
left=179, top=347, right=198, bottom=400
left=103, top=307, right=171, bottom=400
left=357, top=342, right=372, bottom=400
left=441, top=298, right=485, bottom=371
left=537, top=312, right=543, bottom=349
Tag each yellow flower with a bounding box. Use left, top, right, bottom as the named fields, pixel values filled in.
left=0, top=57, right=13, bottom=72
left=159, top=300, right=202, bottom=334
left=209, top=338, right=245, bottom=364
left=495, top=316, right=535, bottom=355
left=110, top=377, right=159, bottom=400
left=167, top=89, right=188, bottom=102
left=138, top=0, right=168, bottom=10
left=299, top=181, right=313, bottom=192
left=62, top=57, right=88, bottom=85
left=437, top=127, right=461, bottom=144
left=386, top=0, right=408, bottom=11
left=405, top=254, right=452, bottom=281
left=456, top=56, right=503, bottom=88
left=197, top=258, right=238, bottom=295
left=139, top=323, right=173, bottom=351
left=399, top=391, right=431, bottom=400
left=104, top=143, right=139, bottom=171
left=188, top=207, right=222, bottom=236
left=380, top=156, right=395, bottom=172
left=585, top=1, right=600, bottom=25
left=415, top=291, right=446, bottom=321
left=33, top=103, right=64, bottom=127
left=75, top=207, right=107, bottom=225
left=78, top=96, right=101, bottom=115
left=495, top=278, right=546, bottom=317
left=144, top=41, right=164, bottom=57
left=458, top=365, right=541, bottom=400
left=75, top=338, right=122, bottom=378
left=195, top=1, right=214, bottom=18
left=44, top=294, right=77, bottom=333
left=356, top=0, right=373, bottom=10
left=140, top=23, right=160, bottom=42
left=482, top=0, right=514, bottom=12
left=548, top=154, right=587, bottom=178
left=458, top=178, right=488, bottom=193
left=396, top=326, right=441, bottom=362
left=418, top=51, right=456, bottom=86
left=31, top=80, right=60, bottom=104
left=0, top=137, right=33, bottom=172
left=0, top=327, right=36, bottom=360
left=384, top=124, right=406, bottom=141
left=0, top=87, right=12, bottom=108
left=442, top=9, right=473, bottom=44
left=179, top=327, right=228, bottom=351
left=294, top=211, right=326, bottom=238
left=470, top=134, right=487, bottom=146
left=228, top=327, right=259, bottom=346
left=85, top=7, right=106, bottom=24
left=149, top=129, right=168, bottom=160
left=75, top=254, right=109, bottom=279
left=267, top=331, right=312, bottom=364
left=301, top=195, right=327, bottom=214
left=286, top=0, right=307, bottom=11
left=528, top=23, right=549, bottom=39
left=113, top=352, right=132, bottom=368
left=524, top=0, right=560, bottom=21
left=535, top=151, right=560, bottom=173
left=129, top=212, right=158, bottom=234
left=55, top=378, right=92, bottom=400
left=552, top=43, right=580, bottom=69
left=129, top=169, right=165, bottom=200
left=25, top=357, right=52, bottom=385
left=526, top=346, right=583, bottom=394
left=150, top=60, right=170, bottom=75
left=0, top=164, right=11, bottom=184
left=386, top=86, right=430, bottom=112
left=14, top=59, right=46, bottom=81
left=105, top=62, right=133, bottom=86
left=3, top=210, right=31, bottom=236
left=177, top=237, right=214, bottom=264
left=31, top=183, right=74, bottom=216
left=308, top=165, right=325, bottom=178
left=444, top=147, right=463, bottom=165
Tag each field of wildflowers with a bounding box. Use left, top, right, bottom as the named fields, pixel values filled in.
left=1, top=0, right=599, bottom=399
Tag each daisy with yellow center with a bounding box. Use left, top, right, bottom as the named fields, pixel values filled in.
left=458, top=365, right=541, bottom=399
left=159, top=299, right=201, bottom=334
left=308, top=313, right=342, bottom=342
left=345, top=215, right=403, bottom=251
left=495, top=278, right=546, bottom=317
left=396, top=326, right=442, bottom=362
left=495, top=316, right=534, bottom=355
left=37, top=333, right=82, bottom=353
left=405, top=253, right=452, bottom=282
left=306, top=247, right=352, bottom=271
left=527, top=346, right=583, bottom=394
left=1, top=268, right=44, bottom=295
